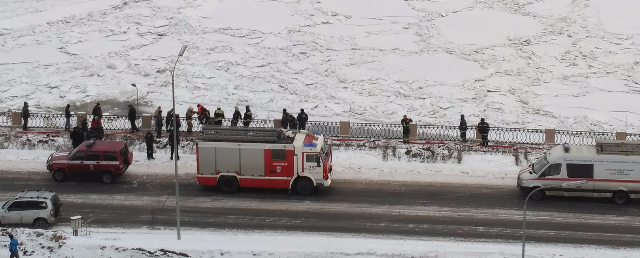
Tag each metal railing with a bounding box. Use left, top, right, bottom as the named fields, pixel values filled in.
left=4, top=112, right=639, bottom=146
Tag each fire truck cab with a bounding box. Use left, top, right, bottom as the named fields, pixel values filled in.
left=195, top=126, right=332, bottom=195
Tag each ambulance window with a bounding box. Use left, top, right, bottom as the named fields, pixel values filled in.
left=272, top=149, right=287, bottom=161
left=567, top=163, right=594, bottom=178
left=540, top=163, right=562, bottom=177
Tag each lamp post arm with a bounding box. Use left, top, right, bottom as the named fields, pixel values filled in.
left=522, top=187, right=545, bottom=258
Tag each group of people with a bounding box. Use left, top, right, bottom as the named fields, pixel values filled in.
left=281, top=108, right=309, bottom=130
left=400, top=114, right=490, bottom=145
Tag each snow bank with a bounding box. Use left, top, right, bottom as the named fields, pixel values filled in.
left=3, top=227, right=639, bottom=258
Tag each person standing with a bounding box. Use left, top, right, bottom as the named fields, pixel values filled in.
left=127, top=104, right=139, bottom=133
left=168, top=129, right=180, bottom=161
left=81, top=118, right=88, bottom=139
left=401, top=115, right=413, bottom=144
left=8, top=234, right=19, bottom=258
left=64, top=104, right=72, bottom=131
left=91, top=103, right=102, bottom=119
left=154, top=108, right=163, bottom=138
left=165, top=108, right=174, bottom=132
left=243, top=105, right=252, bottom=128
left=21, top=102, right=30, bottom=131
left=459, top=114, right=468, bottom=143
left=144, top=131, right=155, bottom=160
left=70, top=127, right=85, bottom=149
left=213, top=107, right=225, bottom=126
left=231, top=106, right=241, bottom=127
left=477, top=118, right=490, bottom=146
left=281, top=108, right=290, bottom=129
left=91, top=116, right=104, bottom=140
left=185, top=107, right=195, bottom=133
left=297, top=108, right=308, bottom=130
left=288, top=113, right=297, bottom=130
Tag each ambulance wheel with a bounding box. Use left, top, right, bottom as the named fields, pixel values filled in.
left=295, top=177, right=315, bottom=196
left=529, top=187, right=545, bottom=201
left=218, top=176, right=239, bottom=193
left=613, top=191, right=629, bottom=205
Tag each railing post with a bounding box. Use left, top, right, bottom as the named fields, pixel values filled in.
left=274, top=119, right=282, bottom=128
left=409, top=123, right=417, bottom=141
left=76, top=112, right=87, bottom=127
left=339, top=120, right=350, bottom=138
left=141, top=114, right=152, bottom=131
left=544, top=129, right=556, bottom=144
left=11, top=111, right=21, bottom=128
left=616, top=132, right=627, bottom=141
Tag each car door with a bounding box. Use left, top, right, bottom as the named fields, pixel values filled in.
left=2, top=201, right=25, bottom=224
left=564, top=163, right=594, bottom=197
left=67, top=151, right=87, bottom=173
left=20, top=201, right=47, bottom=224
left=85, top=152, right=102, bottom=173
left=537, top=163, right=563, bottom=196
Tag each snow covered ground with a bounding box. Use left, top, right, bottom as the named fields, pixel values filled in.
left=1, top=0, right=640, bottom=131
left=3, top=227, right=639, bottom=258
left=0, top=148, right=527, bottom=186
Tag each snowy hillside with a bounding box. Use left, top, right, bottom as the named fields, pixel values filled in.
left=1, top=0, right=639, bottom=131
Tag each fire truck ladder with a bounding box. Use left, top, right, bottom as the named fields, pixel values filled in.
left=596, top=140, right=640, bottom=156
left=199, top=126, right=295, bottom=144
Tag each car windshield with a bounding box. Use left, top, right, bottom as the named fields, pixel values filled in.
left=533, top=156, right=550, bottom=174
left=68, top=147, right=79, bottom=158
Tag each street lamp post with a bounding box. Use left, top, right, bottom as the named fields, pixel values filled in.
left=131, top=84, right=139, bottom=116
left=522, top=180, right=586, bottom=258
left=171, top=45, right=187, bottom=241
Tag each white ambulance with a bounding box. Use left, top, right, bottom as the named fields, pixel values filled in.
left=517, top=140, right=640, bottom=204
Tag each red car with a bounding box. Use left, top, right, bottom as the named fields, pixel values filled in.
left=46, top=140, right=133, bottom=184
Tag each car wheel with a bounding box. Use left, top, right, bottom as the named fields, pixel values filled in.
left=218, top=176, right=239, bottom=193
left=529, top=187, right=545, bottom=201
left=295, top=177, right=315, bottom=196
left=100, top=171, right=115, bottom=184
left=33, top=219, right=49, bottom=230
left=52, top=169, right=66, bottom=182
left=613, top=191, right=629, bottom=205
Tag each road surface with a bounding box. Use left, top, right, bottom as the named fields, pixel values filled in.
left=1, top=170, right=639, bottom=247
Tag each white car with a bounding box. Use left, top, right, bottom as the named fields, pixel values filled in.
left=0, top=190, right=63, bottom=229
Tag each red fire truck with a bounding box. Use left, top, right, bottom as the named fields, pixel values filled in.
left=195, top=126, right=332, bottom=195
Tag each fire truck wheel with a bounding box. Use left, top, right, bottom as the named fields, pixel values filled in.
left=295, top=177, right=315, bottom=196
left=219, top=176, right=239, bottom=193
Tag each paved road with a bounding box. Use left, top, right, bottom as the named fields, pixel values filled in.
left=1, top=170, right=640, bottom=247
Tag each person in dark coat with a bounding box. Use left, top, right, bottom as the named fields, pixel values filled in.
left=196, top=104, right=211, bottom=125
left=477, top=118, right=490, bottom=146
left=185, top=107, right=195, bottom=133
left=213, top=107, right=225, bottom=126
left=154, top=107, right=163, bottom=138
left=231, top=106, right=241, bottom=127
left=459, top=114, right=468, bottom=142
left=128, top=104, right=139, bottom=133
left=281, top=108, right=290, bottom=129
left=144, top=131, right=155, bottom=160
left=81, top=118, right=88, bottom=139
left=91, top=103, right=102, bottom=119
left=21, top=102, right=30, bottom=131
left=297, top=108, right=308, bottom=130
left=165, top=108, right=174, bottom=132
left=401, top=115, right=413, bottom=144
left=87, top=128, right=98, bottom=140
left=168, top=129, right=180, bottom=160
left=70, top=127, right=85, bottom=149
left=288, top=113, right=297, bottom=130
left=243, top=105, right=252, bottom=127
left=64, top=104, right=72, bottom=131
